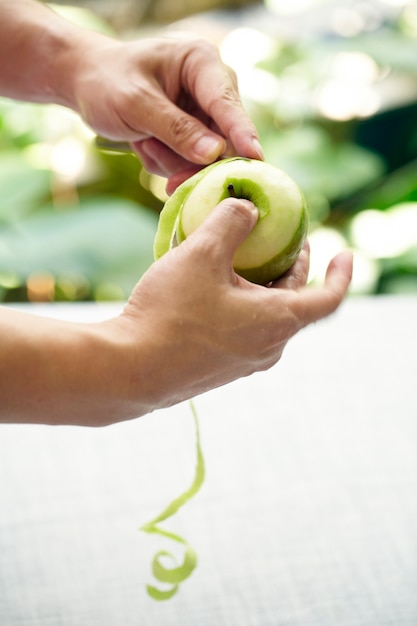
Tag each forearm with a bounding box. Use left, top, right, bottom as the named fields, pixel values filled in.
left=0, top=0, right=105, bottom=108
left=0, top=307, right=146, bottom=426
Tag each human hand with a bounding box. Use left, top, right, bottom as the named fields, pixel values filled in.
left=1, top=1, right=262, bottom=191
left=112, top=199, right=353, bottom=415
left=70, top=33, right=264, bottom=191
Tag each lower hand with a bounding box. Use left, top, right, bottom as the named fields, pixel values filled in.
left=110, top=199, right=353, bottom=415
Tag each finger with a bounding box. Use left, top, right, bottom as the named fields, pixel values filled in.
left=293, top=251, right=353, bottom=326
left=205, top=120, right=235, bottom=157
left=133, top=138, right=203, bottom=194
left=188, top=198, right=258, bottom=270
left=166, top=168, right=202, bottom=195
left=271, top=241, right=310, bottom=291
left=208, top=88, right=264, bottom=161
left=133, top=138, right=189, bottom=177
left=180, top=41, right=264, bottom=161
left=133, top=142, right=165, bottom=177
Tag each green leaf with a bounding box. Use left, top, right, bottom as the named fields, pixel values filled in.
left=0, top=153, right=51, bottom=222
left=344, top=30, right=417, bottom=75
left=262, top=126, right=386, bottom=207
left=0, top=197, right=158, bottom=295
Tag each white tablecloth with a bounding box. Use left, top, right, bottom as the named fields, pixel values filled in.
left=1, top=297, right=416, bottom=625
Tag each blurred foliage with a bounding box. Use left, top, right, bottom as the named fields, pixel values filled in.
left=1, top=0, right=417, bottom=301
left=47, top=0, right=262, bottom=31
left=0, top=99, right=161, bottom=302
left=209, top=0, right=417, bottom=294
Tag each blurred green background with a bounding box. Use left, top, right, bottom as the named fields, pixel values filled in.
left=1, top=0, right=416, bottom=302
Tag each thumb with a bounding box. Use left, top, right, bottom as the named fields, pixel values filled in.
left=191, top=198, right=259, bottom=264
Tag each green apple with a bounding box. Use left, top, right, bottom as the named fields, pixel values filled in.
left=154, top=157, right=309, bottom=284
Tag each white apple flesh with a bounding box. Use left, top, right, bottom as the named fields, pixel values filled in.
left=154, top=157, right=309, bottom=285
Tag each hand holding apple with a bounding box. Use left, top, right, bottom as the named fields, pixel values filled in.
left=154, top=157, right=309, bottom=284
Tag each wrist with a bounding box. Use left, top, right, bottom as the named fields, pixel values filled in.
left=0, top=1, right=111, bottom=110
left=38, top=18, right=109, bottom=111
left=87, top=317, right=153, bottom=426
left=0, top=307, right=147, bottom=427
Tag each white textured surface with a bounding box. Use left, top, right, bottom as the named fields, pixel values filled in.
left=0, top=297, right=416, bottom=625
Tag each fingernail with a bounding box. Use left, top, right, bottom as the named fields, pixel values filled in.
left=194, top=135, right=224, bottom=160
left=235, top=198, right=259, bottom=224
left=252, top=138, right=265, bottom=160
left=247, top=201, right=260, bottom=222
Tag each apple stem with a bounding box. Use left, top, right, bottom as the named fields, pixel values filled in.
left=227, top=184, right=237, bottom=198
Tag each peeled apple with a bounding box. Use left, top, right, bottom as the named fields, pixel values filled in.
left=154, top=157, right=309, bottom=285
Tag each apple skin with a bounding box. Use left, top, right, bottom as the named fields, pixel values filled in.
left=154, top=157, right=309, bottom=285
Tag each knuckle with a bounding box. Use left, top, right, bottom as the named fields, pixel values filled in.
left=182, top=232, right=218, bottom=267
left=191, top=236, right=224, bottom=269
left=212, top=83, right=240, bottom=109
left=168, top=113, right=197, bottom=143
left=190, top=36, right=219, bottom=61
left=221, top=70, right=240, bottom=98
left=222, top=84, right=240, bottom=103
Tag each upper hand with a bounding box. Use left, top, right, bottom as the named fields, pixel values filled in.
left=72, top=33, right=264, bottom=188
